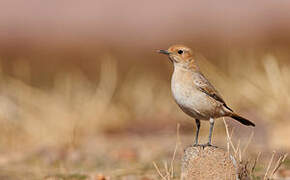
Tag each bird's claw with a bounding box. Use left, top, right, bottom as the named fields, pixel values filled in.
left=204, top=143, right=217, bottom=148
left=191, top=143, right=217, bottom=148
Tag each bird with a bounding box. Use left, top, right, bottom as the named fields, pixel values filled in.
left=157, top=44, right=255, bottom=146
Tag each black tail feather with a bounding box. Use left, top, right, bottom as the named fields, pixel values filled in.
left=230, top=114, right=255, bottom=127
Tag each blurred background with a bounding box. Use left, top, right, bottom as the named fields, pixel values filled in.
left=0, top=0, right=290, bottom=179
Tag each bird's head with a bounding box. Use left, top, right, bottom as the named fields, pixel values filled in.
left=157, top=45, right=197, bottom=69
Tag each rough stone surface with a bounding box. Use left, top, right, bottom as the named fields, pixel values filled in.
left=181, top=145, right=238, bottom=180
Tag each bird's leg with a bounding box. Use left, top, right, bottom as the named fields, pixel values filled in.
left=207, top=118, right=215, bottom=146
left=193, top=119, right=200, bottom=146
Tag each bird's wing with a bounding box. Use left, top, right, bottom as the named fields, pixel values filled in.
left=193, top=72, right=233, bottom=112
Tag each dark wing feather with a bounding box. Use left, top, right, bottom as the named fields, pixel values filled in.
left=194, top=72, right=233, bottom=112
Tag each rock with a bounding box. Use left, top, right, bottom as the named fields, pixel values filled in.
left=181, top=145, right=238, bottom=180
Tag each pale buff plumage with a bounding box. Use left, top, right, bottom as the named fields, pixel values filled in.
left=158, top=45, right=255, bottom=146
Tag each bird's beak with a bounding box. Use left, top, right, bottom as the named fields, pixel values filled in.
left=157, top=49, right=170, bottom=55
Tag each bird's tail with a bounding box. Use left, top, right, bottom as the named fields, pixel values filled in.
left=230, top=113, right=255, bottom=127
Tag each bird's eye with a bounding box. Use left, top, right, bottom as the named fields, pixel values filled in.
left=178, top=50, right=183, bottom=54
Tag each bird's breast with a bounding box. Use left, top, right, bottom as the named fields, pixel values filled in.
left=171, top=68, right=218, bottom=120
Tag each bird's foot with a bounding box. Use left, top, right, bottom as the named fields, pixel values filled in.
left=204, top=142, right=218, bottom=148
left=191, top=143, right=199, bottom=147
left=190, top=143, right=218, bottom=148
left=195, top=143, right=218, bottom=148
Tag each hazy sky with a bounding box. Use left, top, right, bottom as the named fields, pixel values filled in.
left=1, top=0, right=290, bottom=49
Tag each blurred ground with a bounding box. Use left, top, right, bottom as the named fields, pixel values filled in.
left=0, top=48, right=289, bottom=179
left=0, top=0, right=290, bottom=179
